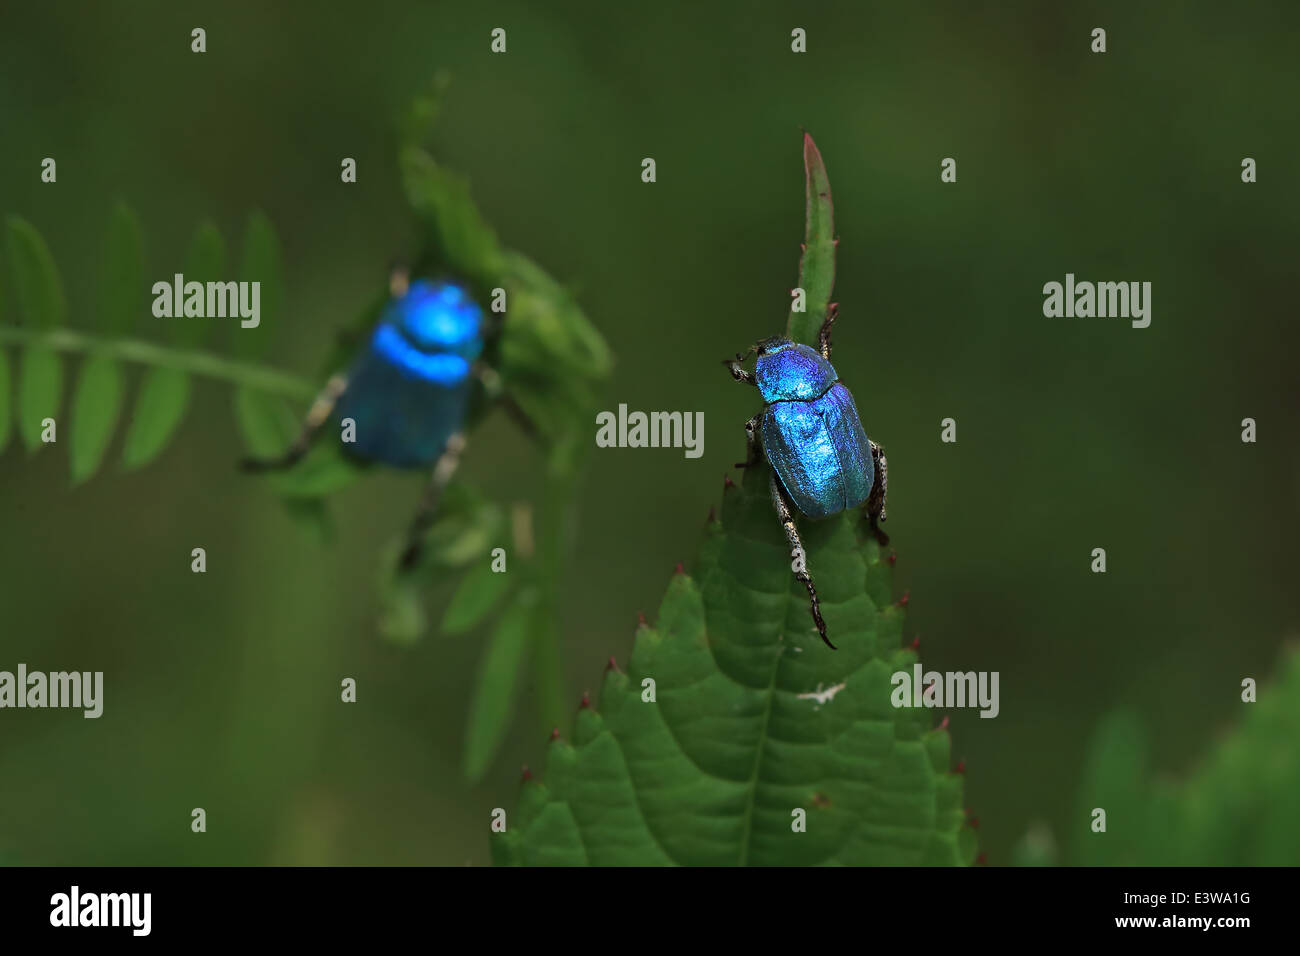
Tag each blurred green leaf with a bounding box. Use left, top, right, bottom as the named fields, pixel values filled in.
left=442, top=559, right=511, bottom=635
left=7, top=216, right=66, bottom=330
left=178, top=221, right=226, bottom=347
left=69, top=355, right=125, bottom=483
left=493, top=464, right=974, bottom=866
left=282, top=495, right=336, bottom=546
left=785, top=133, right=836, bottom=347
left=101, top=202, right=147, bottom=335
left=377, top=543, right=428, bottom=645
left=18, top=347, right=61, bottom=451
left=1010, top=821, right=1059, bottom=867
left=496, top=250, right=612, bottom=473
left=232, top=385, right=296, bottom=457
left=121, top=367, right=191, bottom=471
left=1073, top=646, right=1300, bottom=865
left=373, top=482, right=506, bottom=642
left=236, top=211, right=281, bottom=357
left=465, top=587, right=536, bottom=781
left=265, top=442, right=362, bottom=499
left=1072, top=710, right=1148, bottom=867
left=421, top=482, right=505, bottom=568
left=397, top=71, right=449, bottom=150
left=401, top=146, right=502, bottom=285
left=0, top=349, right=11, bottom=454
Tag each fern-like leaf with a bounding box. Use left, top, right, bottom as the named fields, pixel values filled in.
left=69, top=355, right=125, bottom=483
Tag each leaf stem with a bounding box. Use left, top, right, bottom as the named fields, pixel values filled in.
left=0, top=324, right=316, bottom=399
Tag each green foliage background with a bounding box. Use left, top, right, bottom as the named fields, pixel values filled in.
left=1, top=1, right=1298, bottom=864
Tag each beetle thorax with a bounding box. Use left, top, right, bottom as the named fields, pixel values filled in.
left=754, top=341, right=838, bottom=404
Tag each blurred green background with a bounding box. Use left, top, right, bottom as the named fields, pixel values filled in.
left=1, top=0, right=1296, bottom=865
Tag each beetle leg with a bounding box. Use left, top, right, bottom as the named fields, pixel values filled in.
left=239, top=373, right=349, bottom=472
left=734, top=413, right=764, bottom=469
left=817, top=303, right=839, bottom=359
left=770, top=470, right=835, bottom=650
left=473, top=362, right=539, bottom=440
left=399, top=432, right=468, bottom=570
left=865, top=439, right=889, bottom=546
left=724, top=344, right=759, bottom=386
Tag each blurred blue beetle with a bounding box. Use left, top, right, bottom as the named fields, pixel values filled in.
left=242, top=268, right=512, bottom=569
left=725, top=307, right=888, bottom=649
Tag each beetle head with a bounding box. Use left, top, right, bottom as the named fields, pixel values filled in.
left=755, top=336, right=794, bottom=356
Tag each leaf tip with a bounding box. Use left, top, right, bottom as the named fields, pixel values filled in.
left=605, top=656, right=620, bottom=674
left=549, top=727, right=560, bottom=741
left=673, top=561, right=684, bottom=576
left=955, top=758, right=966, bottom=775
left=897, top=590, right=911, bottom=609
left=578, top=691, right=591, bottom=710
left=888, top=550, right=897, bottom=566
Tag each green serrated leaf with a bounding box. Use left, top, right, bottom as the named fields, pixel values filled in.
left=121, top=367, right=190, bottom=471
left=7, top=217, right=66, bottom=330
left=232, top=385, right=295, bottom=457
left=18, top=347, right=62, bottom=451
left=465, top=588, right=536, bottom=781
left=177, top=221, right=226, bottom=347
left=492, top=465, right=974, bottom=866
left=442, top=559, right=511, bottom=635
left=101, top=202, right=147, bottom=334
left=236, top=211, right=281, bottom=357
left=0, top=350, right=11, bottom=455
left=785, top=133, right=836, bottom=347
left=69, top=355, right=125, bottom=483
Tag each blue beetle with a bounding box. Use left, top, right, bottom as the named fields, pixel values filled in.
left=242, top=268, right=506, bottom=568
left=725, top=308, right=887, bottom=649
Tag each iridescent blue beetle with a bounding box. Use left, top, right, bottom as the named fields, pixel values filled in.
left=242, top=269, right=506, bottom=568
left=725, top=308, right=887, bottom=649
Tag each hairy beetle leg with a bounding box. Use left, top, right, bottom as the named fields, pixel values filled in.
left=399, top=432, right=468, bottom=570
left=865, top=439, right=889, bottom=546
left=724, top=343, right=760, bottom=386
left=239, top=373, right=350, bottom=472
left=770, top=471, right=835, bottom=650
left=723, top=357, right=756, bottom=386
left=817, top=303, right=839, bottom=360
left=734, top=413, right=763, bottom=469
